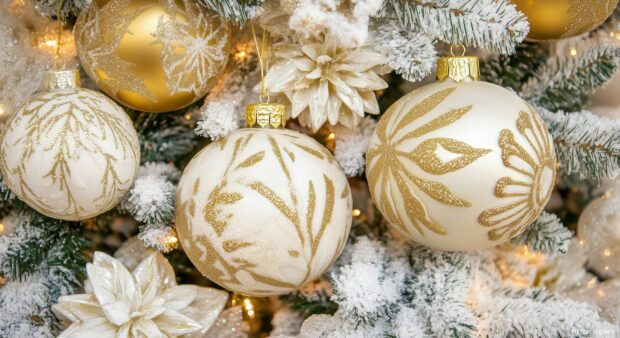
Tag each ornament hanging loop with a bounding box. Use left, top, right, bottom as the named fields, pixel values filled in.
left=246, top=22, right=286, bottom=129
left=450, top=44, right=466, bottom=57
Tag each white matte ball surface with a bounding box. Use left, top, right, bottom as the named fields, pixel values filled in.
left=366, top=79, right=556, bottom=251
left=175, top=128, right=352, bottom=296
left=577, top=190, right=620, bottom=278
left=0, top=88, right=140, bottom=221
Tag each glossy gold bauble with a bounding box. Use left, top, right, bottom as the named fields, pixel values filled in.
left=510, top=0, right=619, bottom=40
left=74, top=0, right=231, bottom=112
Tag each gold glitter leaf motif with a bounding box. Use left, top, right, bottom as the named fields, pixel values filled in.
left=175, top=130, right=352, bottom=295
left=367, top=87, right=490, bottom=237
left=479, top=106, right=556, bottom=241
left=0, top=89, right=139, bottom=220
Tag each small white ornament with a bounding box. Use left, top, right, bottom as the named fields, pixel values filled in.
left=53, top=251, right=230, bottom=338
left=366, top=56, right=556, bottom=251
left=175, top=128, right=352, bottom=296
left=0, top=70, right=140, bottom=221
left=577, top=189, right=620, bottom=278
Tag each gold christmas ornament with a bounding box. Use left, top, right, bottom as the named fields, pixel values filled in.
left=0, top=69, right=140, bottom=221
left=366, top=52, right=556, bottom=251
left=510, top=0, right=619, bottom=41
left=74, top=0, right=231, bottom=112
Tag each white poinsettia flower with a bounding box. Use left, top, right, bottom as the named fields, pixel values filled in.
left=265, top=35, right=388, bottom=131
left=53, top=252, right=229, bottom=338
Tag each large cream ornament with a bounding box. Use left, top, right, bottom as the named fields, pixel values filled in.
left=0, top=69, right=140, bottom=221
left=366, top=56, right=556, bottom=251
left=74, top=0, right=231, bottom=112
left=175, top=124, right=352, bottom=296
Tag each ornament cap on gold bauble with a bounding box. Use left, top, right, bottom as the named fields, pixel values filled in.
left=366, top=53, right=556, bottom=251
left=510, top=0, right=619, bottom=41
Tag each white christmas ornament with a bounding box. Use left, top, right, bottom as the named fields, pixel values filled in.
left=53, top=251, right=230, bottom=338
left=366, top=55, right=556, bottom=251
left=175, top=117, right=352, bottom=296
left=0, top=69, right=140, bottom=221
left=577, top=189, right=620, bottom=278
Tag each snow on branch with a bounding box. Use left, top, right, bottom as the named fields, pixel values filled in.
left=122, top=162, right=180, bottom=226
left=511, top=211, right=572, bottom=257
left=374, top=19, right=437, bottom=82
left=540, top=108, right=620, bottom=183
left=521, top=43, right=620, bottom=112
left=331, top=237, right=407, bottom=325
left=196, top=0, right=261, bottom=24
left=382, top=0, right=529, bottom=54
left=474, top=289, right=617, bottom=337
left=333, top=118, right=376, bottom=177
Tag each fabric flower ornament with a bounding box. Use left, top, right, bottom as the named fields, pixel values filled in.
left=265, top=36, right=388, bottom=131
left=53, top=251, right=229, bottom=338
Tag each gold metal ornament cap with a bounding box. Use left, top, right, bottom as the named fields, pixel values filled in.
left=44, top=69, right=81, bottom=91
left=246, top=103, right=286, bottom=129
left=436, top=56, right=480, bottom=83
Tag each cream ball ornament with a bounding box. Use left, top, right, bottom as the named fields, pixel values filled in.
left=577, top=188, right=620, bottom=278
left=175, top=103, right=352, bottom=296
left=366, top=55, right=556, bottom=251
left=0, top=69, right=140, bottom=221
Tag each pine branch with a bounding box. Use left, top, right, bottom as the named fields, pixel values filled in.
left=31, top=0, right=90, bottom=20
left=281, top=287, right=338, bottom=320
left=406, top=248, right=478, bottom=338
left=0, top=210, right=87, bottom=336
left=122, top=162, right=180, bottom=225
left=475, top=288, right=616, bottom=337
left=480, top=42, right=548, bottom=90
left=134, top=112, right=201, bottom=165
left=521, top=43, right=620, bottom=112
left=374, top=19, right=437, bottom=82
left=196, top=0, right=261, bottom=25
left=511, top=212, right=572, bottom=257
left=382, top=0, right=528, bottom=54
left=539, top=108, right=620, bottom=183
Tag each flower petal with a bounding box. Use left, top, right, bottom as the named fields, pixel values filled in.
left=133, top=252, right=176, bottom=298
left=57, top=317, right=118, bottom=338
left=329, top=76, right=363, bottom=116
left=53, top=294, right=105, bottom=323
left=132, top=318, right=166, bottom=338
left=153, top=309, right=203, bottom=336
left=101, top=300, right=131, bottom=326
left=308, top=79, right=329, bottom=131
left=360, top=90, right=380, bottom=115
left=265, top=63, right=302, bottom=93
left=179, top=287, right=229, bottom=333
left=161, top=285, right=197, bottom=311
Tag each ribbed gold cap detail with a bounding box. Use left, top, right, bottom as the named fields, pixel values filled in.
left=436, top=56, right=480, bottom=82
left=246, top=103, right=286, bottom=129
left=44, top=69, right=81, bottom=91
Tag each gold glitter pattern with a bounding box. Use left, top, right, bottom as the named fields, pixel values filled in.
left=0, top=89, right=140, bottom=221
left=175, top=129, right=351, bottom=295
left=478, top=105, right=556, bottom=241
left=74, top=0, right=230, bottom=112
left=366, top=87, right=490, bottom=237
